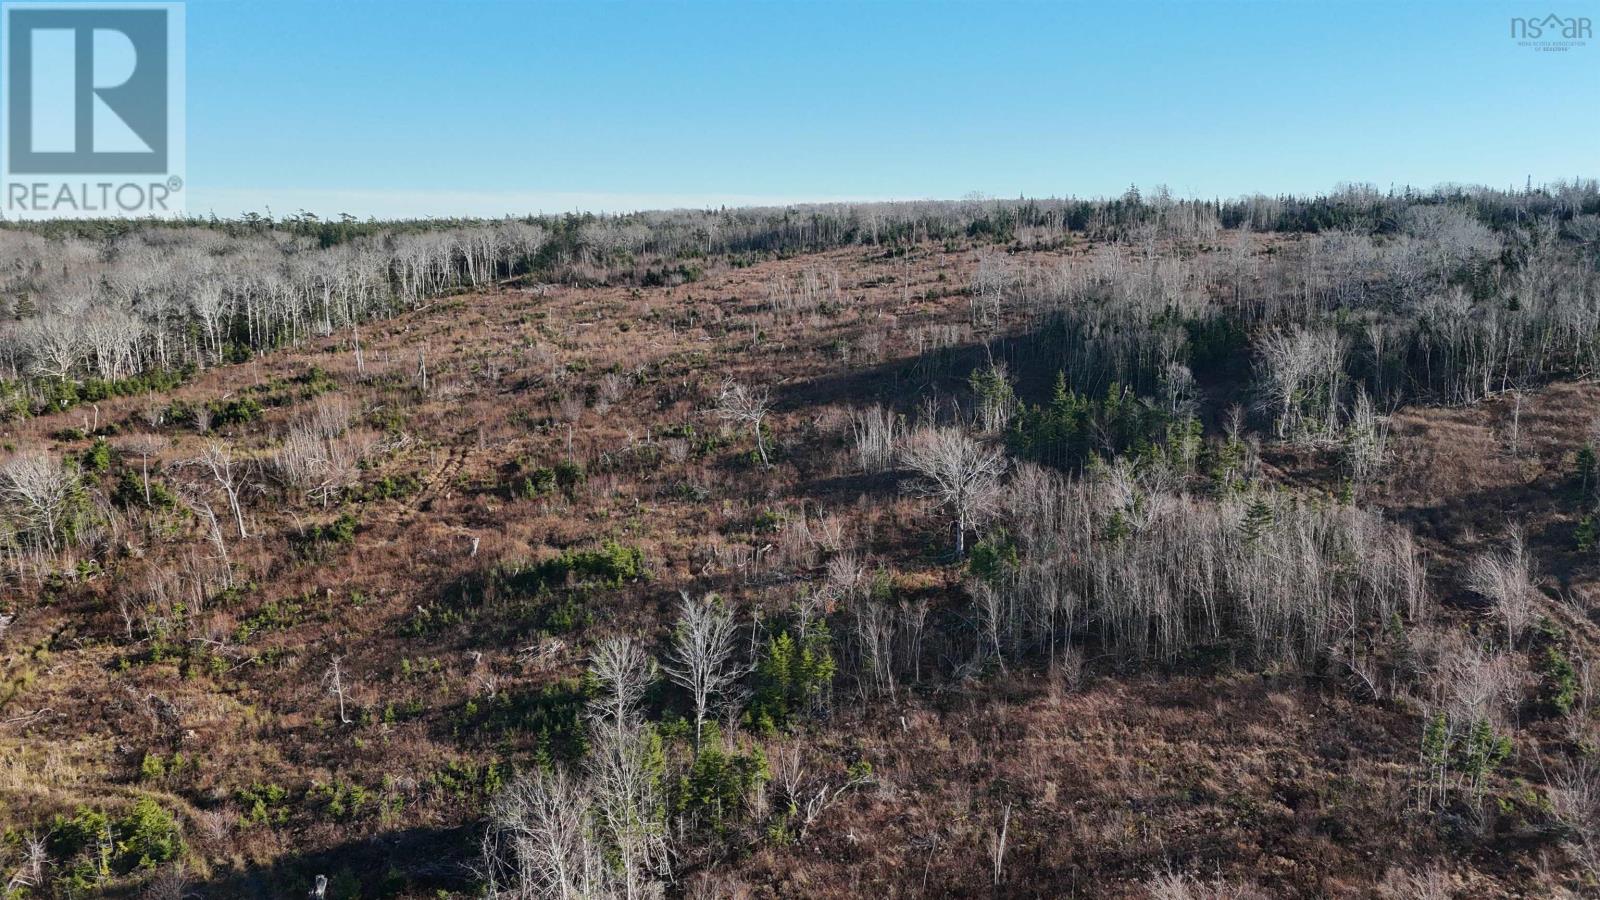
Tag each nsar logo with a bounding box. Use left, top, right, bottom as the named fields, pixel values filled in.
left=1510, top=12, right=1592, bottom=51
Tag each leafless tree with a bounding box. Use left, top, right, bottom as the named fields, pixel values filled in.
left=990, top=461, right=1424, bottom=668
left=1402, top=204, right=1500, bottom=284
left=589, top=636, right=654, bottom=731
left=968, top=579, right=1009, bottom=669
left=850, top=404, right=901, bottom=474
left=1159, top=362, right=1198, bottom=420
left=323, top=656, right=353, bottom=725
left=768, top=746, right=872, bottom=840
left=482, top=636, right=668, bottom=900
left=1254, top=326, right=1346, bottom=442
left=662, top=592, right=745, bottom=750
left=140, top=861, right=195, bottom=900
left=189, top=278, right=228, bottom=366
left=1550, top=754, right=1600, bottom=877
left=1506, top=388, right=1527, bottom=455
left=274, top=397, right=366, bottom=507
left=481, top=769, right=603, bottom=900
left=0, top=451, right=77, bottom=552
left=194, top=441, right=251, bottom=538
left=585, top=637, right=668, bottom=898
left=989, top=803, right=1011, bottom=887
left=1342, top=387, right=1389, bottom=483
left=715, top=379, right=773, bottom=467
left=3, top=833, right=46, bottom=897
left=852, top=600, right=898, bottom=699
left=1466, top=527, right=1538, bottom=648
left=20, top=313, right=84, bottom=380
left=900, top=426, right=1006, bottom=557
left=81, top=305, right=144, bottom=380
left=120, top=433, right=169, bottom=507
left=969, top=250, right=1014, bottom=336
left=169, top=480, right=231, bottom=583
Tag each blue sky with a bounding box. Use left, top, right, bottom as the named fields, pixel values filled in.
left=182, top=0, right=1599, bottom=217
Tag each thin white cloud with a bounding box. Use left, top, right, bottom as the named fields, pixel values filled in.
left=188, top=187, right=895, bottom=219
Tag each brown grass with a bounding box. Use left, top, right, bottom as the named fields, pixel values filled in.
left=2, top=236, right=1598, bottom=896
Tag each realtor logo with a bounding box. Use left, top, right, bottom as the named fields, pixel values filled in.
left=1, top=2, right=184, bottom=217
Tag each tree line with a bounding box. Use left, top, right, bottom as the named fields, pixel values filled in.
left=3, top=180, right=1597, bottom=419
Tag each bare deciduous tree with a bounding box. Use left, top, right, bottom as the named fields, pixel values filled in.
left=988, top=461, right=1425, bottom=669
left=1254, top=326, right=1346, bottom=442
left=482, top=637, right=668, bottom=900
left=1466, top=527, right=1537, bottom=648
left=81, top=306, right=144, bottom=380
left=20, top=313, right=85, bottom=381
left=169, top=479, right=232, bottom=585
left=850, top=404, right=901, bottom=474
left=585, top=637, right=668, bottom=898
left=662, top=592, right=745, bottom=751
left=900, top=426, right=1006, bottom=558
left=588, top=634, right=668, bottom=890
left=274, top=397, right=366, bottom=508
left=768, top=746, right=872, bottom=841
left=120, top=433, right=169, bottom=507
left=715, top=379, right=773, bottom=467
left=589, top=636, right=653, bottom=731
left=1550, top=754, right=1600, bottom=877
left=481, top=769, right=603, bottom=900
left=3, top=833, right=46, bottom=897
left=194, top=441, right=251, bottom=539
left=969, top=249, right=1014, bottom=336
left=323, top=656, right=353, bottom=725
left=1342, top=387, right=1389, bottom=484
left=0, top=451, right=77, bottom=552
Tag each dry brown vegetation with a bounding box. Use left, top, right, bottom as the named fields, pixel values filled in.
left=3, top=190, right=1600, bottom=898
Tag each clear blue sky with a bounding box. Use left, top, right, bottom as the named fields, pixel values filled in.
left=183, top=0, right=1599, bottom=218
